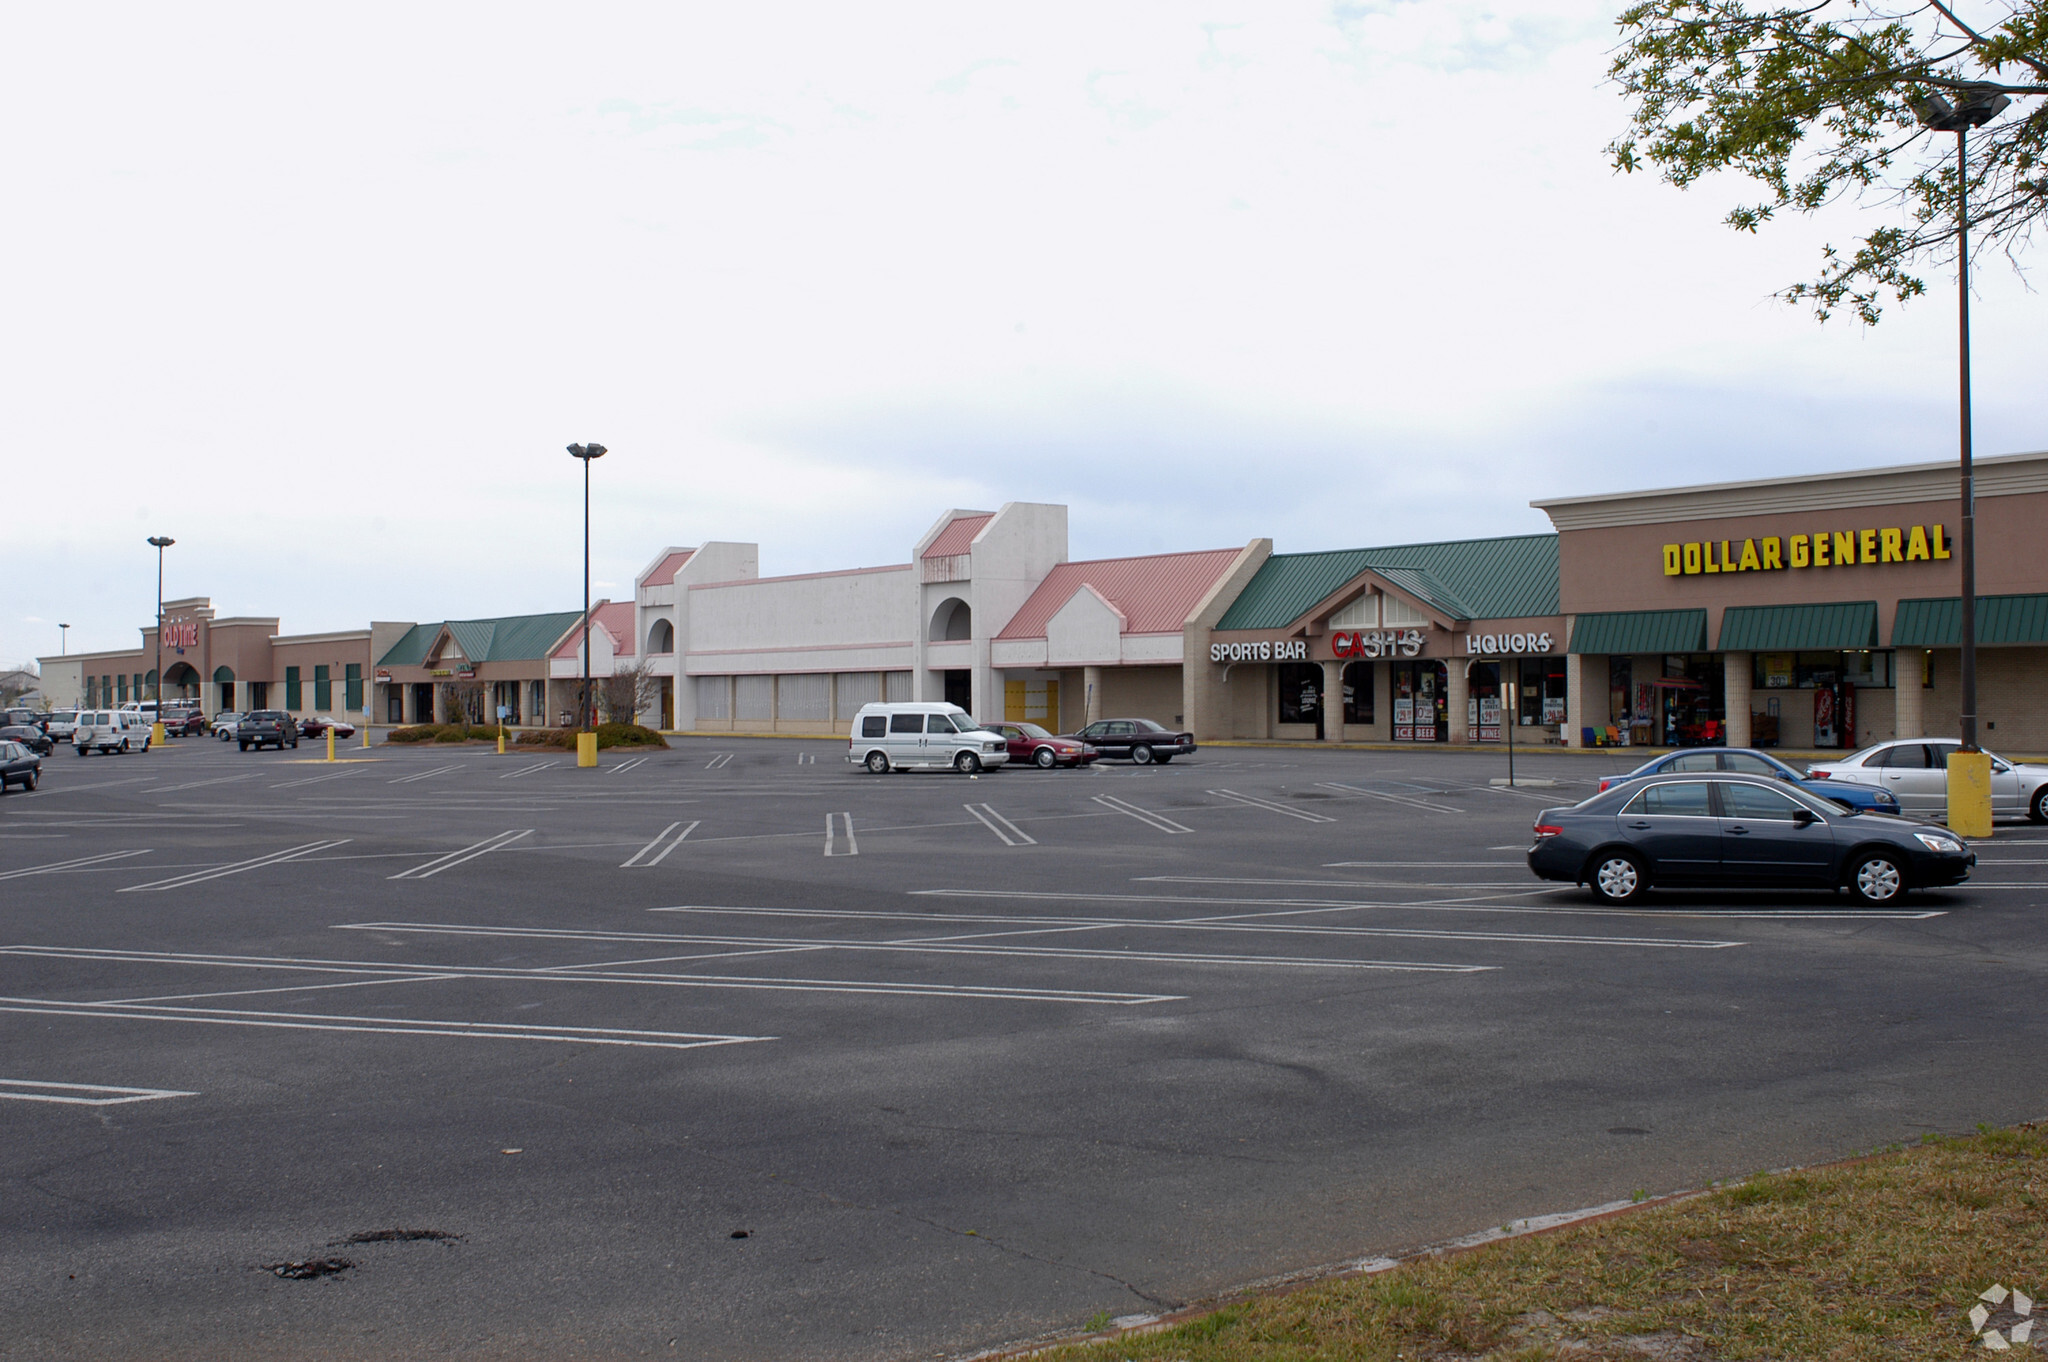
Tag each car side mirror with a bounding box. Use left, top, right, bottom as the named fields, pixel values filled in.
left=1791, top=808, right=1816, bottom=828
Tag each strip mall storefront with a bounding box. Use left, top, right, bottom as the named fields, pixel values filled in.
left=1538, top=450, right=2048, bottom=751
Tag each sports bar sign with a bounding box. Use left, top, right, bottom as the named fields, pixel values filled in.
left=1662, top=523, right=1950, bottom=576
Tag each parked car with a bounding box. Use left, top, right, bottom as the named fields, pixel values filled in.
left=1806, top=739, right=2048, bottom=823
left=1597, top=746, right=1899, bottom=813
left=160, top=707, right=209, bottom=737
left=74, top=710, right=153, bottom=755
left=1060, top=718, right=1196, bottom=765
left=43, top=709, right=80, bottom=743
left=238, top=710, right=300, bottom=751
left=1527, top=772, right=1975, bottom=905
left=212, top=711, right=247, bottom=741
left=0, top=739, right=41, bottom=792
left=847, top=703, right=1011, bottom=773
left=979, top=721, right=1098, bottom=769
left=299, top=715, right=357, bottom=738
left=0, top=724, right=53, bottom=756
left=0, top=707, right=43, bottom=730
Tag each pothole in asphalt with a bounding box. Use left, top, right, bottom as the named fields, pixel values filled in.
left=262, top=1257, right=354, bottom=1280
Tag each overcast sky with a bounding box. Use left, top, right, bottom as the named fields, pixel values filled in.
left=5, top=2, right=2040, bottom=663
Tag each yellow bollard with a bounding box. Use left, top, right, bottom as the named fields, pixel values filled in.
left=151, top=721, right=166, bottom=746
left=1946, top=750, right=1993, bottom=839
left=363, top=720, right=371, bottom=749
left=576, top=731, right=598, bottom=768
left=326, top=727, right=336, bottom=762
left=497, top=726, right=506, bottom=755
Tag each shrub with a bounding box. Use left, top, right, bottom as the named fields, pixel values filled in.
left=519, top=723, right=668, bottom=751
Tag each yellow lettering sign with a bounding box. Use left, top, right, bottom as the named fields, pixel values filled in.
left=1658, top=524, right=1947, bottom=573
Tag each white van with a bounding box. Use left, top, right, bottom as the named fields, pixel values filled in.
left=847, top=703, right=1011, bottom=774
left=74, top=710, right=154, bottom=756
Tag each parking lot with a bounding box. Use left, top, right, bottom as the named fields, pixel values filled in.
left=5, top=734, right=2048, bottom=1360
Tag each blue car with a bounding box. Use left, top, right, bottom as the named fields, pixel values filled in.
left=1595, top=747, right=1901, bottom=813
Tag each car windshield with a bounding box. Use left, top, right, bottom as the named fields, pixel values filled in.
left=1012, top=723, right=1052, bottom=739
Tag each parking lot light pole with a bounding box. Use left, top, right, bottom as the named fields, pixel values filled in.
left=59, top=624, right=69, bottom=655
left=567, top=443, right=607, bottom=768
left=146, top=536, right=174, bottom=744
left=1912, top=83, right=2010, bottom=839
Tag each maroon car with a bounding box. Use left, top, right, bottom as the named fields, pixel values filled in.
left=981, top=721, right=1098, bottom=769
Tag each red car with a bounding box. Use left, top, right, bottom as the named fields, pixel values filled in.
left=298, top=715, right=358, bottom=738
left=981, top=721, right=1098, bottom=769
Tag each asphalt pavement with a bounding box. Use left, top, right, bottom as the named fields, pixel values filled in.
left=3, top=733, right=2045, bottom=1360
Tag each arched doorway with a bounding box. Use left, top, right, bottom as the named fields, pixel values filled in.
left=928, top=598, right=972, bottom=642
left=647, top=619, right=674, bottom=653
left=164, top=661, right=201, bottom=703
left=213, top=665, right=235, bottom=712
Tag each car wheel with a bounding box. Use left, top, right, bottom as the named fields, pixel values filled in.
left=2031, top=787, right=2048, bottom=825
left=864, top=750, right=890, bottom=775
left=1588, top=852, right=1647, bottom=904
left=1848, top=853, right=1905, bottom=904
left=290, top=738, right=298, bottom=748
left=239, top=741, right=250, bottom=751
left=76, top=746, right=88, bottom=757
left=1131, top=744, right=1155, bottom=765
left=119, top=738, right=130, bottom=754
left=1033, top=746, right=1057, bottom=769
left=954, top=751, right=982, bottom=774
left=23, top=771, right=36, bottom=791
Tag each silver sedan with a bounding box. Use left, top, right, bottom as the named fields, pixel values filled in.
left=1807, top=738, right=2048, bottom=823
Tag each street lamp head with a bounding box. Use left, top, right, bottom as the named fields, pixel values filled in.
left=147, top=535, right=175, bottom=548
left=1911, top=83, right=2011, bottom=131
left=567, top=443, right=607, bottom=460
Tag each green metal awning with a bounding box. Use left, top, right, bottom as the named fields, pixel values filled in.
left=1892, top=594, right=2048, bottom=648
left=1718, top=601, right=1878, bottom=652
left=1567, top=609, right=1707, bottom=655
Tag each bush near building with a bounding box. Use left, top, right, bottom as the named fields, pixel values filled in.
left=516, top=722, right=668, bottom=750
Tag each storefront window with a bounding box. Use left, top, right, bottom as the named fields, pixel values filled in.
left=1608, top=657, right=1631, bottom=726
left=1468, top=661, right=1501, bottom=741
left=1753, top=650, right=1893, bottom=689
left=1341, top=662, right=1374, bottom=724
left=1392, top=660, right=1447, bottom=742
left=1520, top=657, right=1567, bottom=725
left=1277, top=662, right=1322, bottom=725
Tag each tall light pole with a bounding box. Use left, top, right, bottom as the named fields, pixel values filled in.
left=59, top=624, right=69, bottom=655
left=567, top=444, right=606, bottom=736
left=147, top=536, right=174, bottom=738
left=1911, top=82, right=2009, bottom=836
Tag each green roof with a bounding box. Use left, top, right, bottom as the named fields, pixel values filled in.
left=1215, top=534, right=1558, bottom=630
left=1568, top=609, right=1707, bottom=655
left=377, top=611, right=584, bottom=667
left=1718, top=601, right=1878, bottom=652
left=1892, top=594, right=2048, bottom=648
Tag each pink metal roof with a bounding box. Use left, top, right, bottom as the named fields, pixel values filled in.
left=552, top=601, right=638, bottom=659
left=641, top=548, right=694, bottom=587
left=921, top=513, right=994, bottom=560
left=994, top=548, right=1243, bottom=640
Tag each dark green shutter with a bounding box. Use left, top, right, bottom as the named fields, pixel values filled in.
left=285, top=666, right=302, bottom=710
left=344, top=663, right=363, bottom=710
left=314, top=664, right=331, bottom=710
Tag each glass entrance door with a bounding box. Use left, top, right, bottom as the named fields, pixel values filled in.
left=1392, top=660, right=1446, bottom=742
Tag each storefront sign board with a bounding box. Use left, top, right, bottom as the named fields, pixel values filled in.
left=1662, top=524, right=1949, bottom=576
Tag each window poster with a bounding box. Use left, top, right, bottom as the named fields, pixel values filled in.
left=1761, top=653, right=1794, bottom=688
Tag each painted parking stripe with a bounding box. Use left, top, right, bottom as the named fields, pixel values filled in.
left=1091, top=793, right=1193, bottom=835
left=660, top=903, right=1740, bottom=951
left=0, top=1079, right=199, bottom=1107
left=337, top=920, right=1493, bottom=973
left=498, top=761, right=553, bottom=780
left=148, top=773, right=259, bottom=794
left=964, top=803, right=1036, bottom=846
left=11, top=943, right=1179, bottom=1007
left=0, top=997, right=767, bottom=1051
left=388, top=764, right=461, bottom=785
left=609, top=756, right=650, bottom=775
left=796, top=753, right=815, bottom=765
left=705, top=753, right=734, bottom=770
left=622, top=821, right=700, bottom=868
left=270, top=769, right=362, bottom=790
left=1207, top=788, right=1336, bottom=823
left=825, top=812, right=858, bottom=857
left=0, top=849, right=153, bottom=882
left=915, top=885, right=1934, bottom=922
left=119, top=840, right=352, bottom=892
left=1317, top=781, right=1464, bottom=815
left=389, top=830, right=531, bottom=880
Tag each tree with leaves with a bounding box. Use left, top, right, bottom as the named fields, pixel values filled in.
left=1609, top=0, right=2047, bottom=322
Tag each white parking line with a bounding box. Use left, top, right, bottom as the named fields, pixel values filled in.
left=498, top=762, right=553, bottom=780
left=796, top=753, right=815, bottom=765
left=389, top=764, right=461, bottom=785
left=271, top=769, right=362, bottom=790
left=825, top=812, right=858, bottom=857
left=0, top=849, right=153, bottom=882
left=1317, top=781, right=1464, bottom=814
left=621, top=821, right=701, bottom=868
left=1092, top=793, right=1193, bottom=835
left=609, top=756, right=650, bottom=775
left=119, top=841, right=352, bottom=892
left=0, top=997, right=767, bottom=1051
left=705, top=753, right=734, bottom=770
left=0, top=1078, right=199, bottom=1107
left=1207, top=788, right=1336, bottom=823
left=148, top=774, right=259, bottom=794
left=914, top=886, right=1939, bottom=921
left=964, top=803, right=1037, bottom=846
left=389, top=830, right=531, bottom=879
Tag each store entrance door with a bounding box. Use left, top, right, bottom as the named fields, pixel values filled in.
left=943, top=670, right=971, bottom=711
left=411, top=683, right=436, bottom=723
left=1393, top=660, right=1447, bottom=742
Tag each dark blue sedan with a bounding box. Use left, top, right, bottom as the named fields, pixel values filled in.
left=1596, top=747, right=1899, bottom=813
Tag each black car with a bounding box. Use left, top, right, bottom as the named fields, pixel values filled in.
left=0, top=724, right=52, bottom=755
left=238, top=710, right=299, bottom=751
left=1527, top=772, right=1974, bottom=906
left=0, top=739, right=41, bottom=792
left=1060, top=718, right=1196, bottom=765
